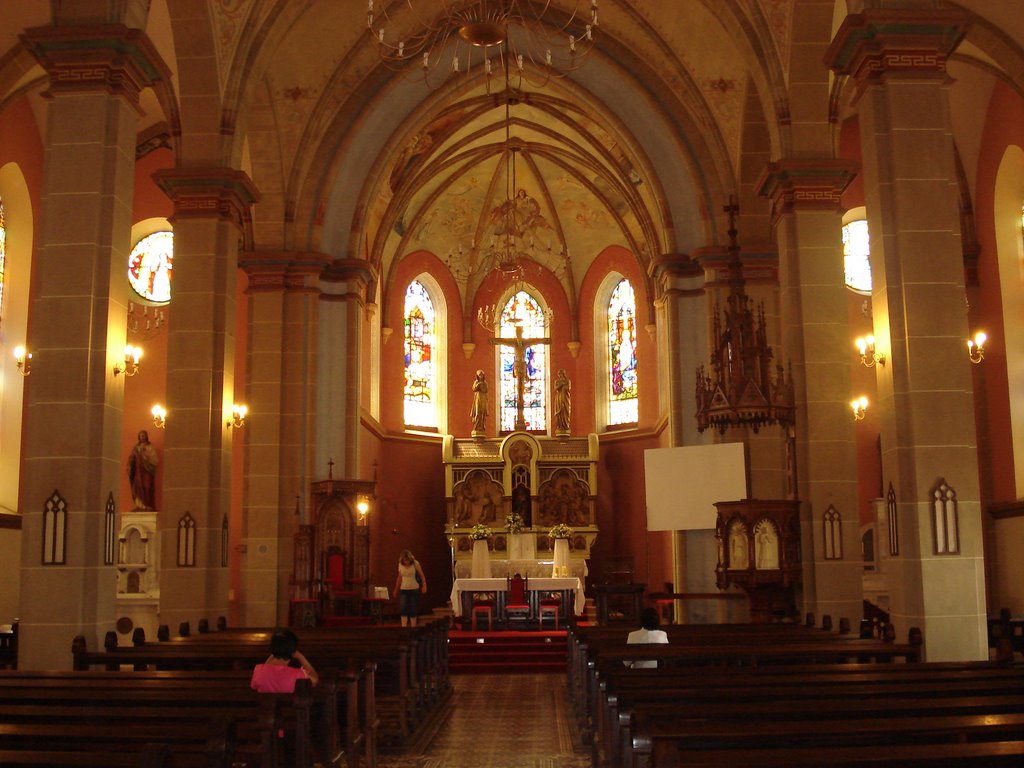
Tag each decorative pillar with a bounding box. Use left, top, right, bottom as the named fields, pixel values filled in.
left=648, top=254, right=717, bottom=618
left=237, top=251, right=330, bottom=626
left=827, top=10, right=987, bottom=660
left=152, top=169, right=259, bottom=633
left=758, top=158, right=863, bottom=625
left=317, top=259, right=375, bottom=480
left=16, top=23, right=170, bottom=669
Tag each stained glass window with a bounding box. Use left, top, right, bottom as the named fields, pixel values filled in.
left=0, top=197, right=6, bottom=325
left=128, top=231, right=173, bottom=303
left=404, top=280, right=436, bottom=427
left=842, top=219, right=871, bottom=293
left=608, top=279, right=638, bottom=424
left=499, top=290, right=547, bottom=432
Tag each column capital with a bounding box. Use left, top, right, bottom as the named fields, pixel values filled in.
left=691, top=243, right=779, bottom=287
left=757, top=159, right=859, bottom=219
left=320, top=258, right=377, bottom=303
left=20, top=24, right=171, bottom=112
left=152, top=168, right=260, bottom=231
left=825, top=10, right=969, bottom=97
left=239, top=251, right=332, bottom=293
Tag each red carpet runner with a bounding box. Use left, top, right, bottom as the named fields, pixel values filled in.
left=448, top=630, right=567, bottom=673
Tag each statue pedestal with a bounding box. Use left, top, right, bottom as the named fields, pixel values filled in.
left=471, top=539, right=491, bottom=578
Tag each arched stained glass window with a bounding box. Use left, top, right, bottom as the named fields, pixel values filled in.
left=404, top=280, right=436, bottom=427
left=842, top=219, right=871, bottom=293
left=608, top=279, right=638, bottom=424
left=500, top=290, right=547, bottom=432
left=128, top=231, right=173, bottom=303
left=0, top=197, right=6, bottom=325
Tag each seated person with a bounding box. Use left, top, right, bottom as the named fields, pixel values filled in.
left=625, top=607, right=669, bottom=669
left=251, top=628, right=319, bottom=692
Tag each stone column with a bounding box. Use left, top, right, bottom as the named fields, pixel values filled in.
left=827, top=10, right=987, bottom=660
left=152, top=169, right=259, bottom=633
left=16, top=23, right=169, bottom=669
left=758, top=159, right=863, bottom=625
left=238, top=251, right=329, bottom=626
left=649, top=254, right=721, bottom=619
left=317, top=260, right=375, bottom=480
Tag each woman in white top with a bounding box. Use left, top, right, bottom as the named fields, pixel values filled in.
left=625, top=607, right=669, bottom=669
left=393, top=549, right=428, bottom=627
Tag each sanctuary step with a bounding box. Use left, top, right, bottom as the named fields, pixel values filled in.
left=448, top=630, right=567, bottom=674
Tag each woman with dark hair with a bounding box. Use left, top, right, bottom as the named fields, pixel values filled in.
left=250, top=628, right=319, bottom=692
left=393, top=549, right=427, bottom=627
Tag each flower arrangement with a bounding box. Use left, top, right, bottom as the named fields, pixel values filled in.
left=505, top=512, right=524, bottom=535
left=469, top=523, right=493, bottom=540
left=548, top=523, right=573, bottom=540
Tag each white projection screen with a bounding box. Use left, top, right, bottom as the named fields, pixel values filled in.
left=644, top=443, right=747, bottom=531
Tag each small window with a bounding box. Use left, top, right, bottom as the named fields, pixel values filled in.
left=607, top=279, right=638, bottom=424
left=403, top=280, right=436, bottom=427
left=842, top=219, right=871, bottom=293
left=128, top=231, right=173, bottom=303
left=499, top=290, right=548, bottom=432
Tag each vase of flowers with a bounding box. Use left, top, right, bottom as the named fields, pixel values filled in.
left=548, top=523, right=573, bottom=577
left=548, top=523, right=573, bottom=540
left=469, top=524, right=492, bottom=577
left=505, top=513, right=524, bottom=535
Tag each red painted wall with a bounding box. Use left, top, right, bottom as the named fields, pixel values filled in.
left=971, top=80, right=1021, bottom=504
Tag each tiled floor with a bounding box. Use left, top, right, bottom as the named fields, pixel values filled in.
left=379, top=674, right=590, bottom=768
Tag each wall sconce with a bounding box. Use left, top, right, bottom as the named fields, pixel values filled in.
left=850, top=396, right=868, bottom=421
left=13, top=346, right=31, bottom=376
left=226, top=404, right=248, bottom=429
left=967, top=331, right=986, bottom=364
left=854, top=335, right=885, bottom=368
left=113, top=345, right=143, bottom=376
left=357, top=497, right=370, bottom=523
left=151, top=404, right=167, bottom=429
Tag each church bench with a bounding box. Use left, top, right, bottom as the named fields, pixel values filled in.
left=0, top=679, right=291, bottom=768
left=637, top=738, right=1024, bottom=767
left=631, top=713, right=1024, bottom=767
left=572, top=637, right=922, bottom=738
left=597, top=671, right=1024, bottom=768
left=0, top=667, right=363, bottom=768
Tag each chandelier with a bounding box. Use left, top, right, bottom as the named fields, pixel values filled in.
left=444, top=80, right=569, bottom=305
left=367, top=0, right=599, bottom=90
left=695, top=200, right=795, bottom=434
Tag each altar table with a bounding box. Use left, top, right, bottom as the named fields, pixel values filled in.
left=450, top=577, right=586, bottom=619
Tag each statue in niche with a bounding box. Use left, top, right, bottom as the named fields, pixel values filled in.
left=470, top=370, right=489, bottom=436
left=755, top=521, right=780, bottom=570
left=127, top=429, right=159, bottom=511
left=728, top=521, right=749, bottom=569
left=554, top=369, right=572, bottom=434
left=511, top=485, right=532, bottom=527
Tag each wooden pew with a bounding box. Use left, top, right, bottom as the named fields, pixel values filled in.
left=0, top=669, right=313, bottom=767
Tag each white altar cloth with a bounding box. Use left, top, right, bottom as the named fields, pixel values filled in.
left=450, top=576, right=585, bottom=617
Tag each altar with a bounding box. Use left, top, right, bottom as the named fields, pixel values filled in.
left=450, top=576, right=586, bottom=620
left=443, top=431, right=600, bottom=594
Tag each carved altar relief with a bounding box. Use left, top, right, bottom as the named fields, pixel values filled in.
left=538, top=468, right=592, bottom=527
left=453, top=469, right=505, bottom=526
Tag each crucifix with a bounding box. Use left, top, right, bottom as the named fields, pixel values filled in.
left=489, top=323, right=551, bottom=431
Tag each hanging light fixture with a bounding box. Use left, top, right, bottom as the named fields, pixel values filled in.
left=695, top=199, right=795, bottom=434
left=367, top=0, right=599, bottom=91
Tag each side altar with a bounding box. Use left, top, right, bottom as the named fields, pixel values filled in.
left=443, top=432, right=599, bottom=582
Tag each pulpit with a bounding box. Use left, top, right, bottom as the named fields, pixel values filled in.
left=715, top=498, right=800, bottom=622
